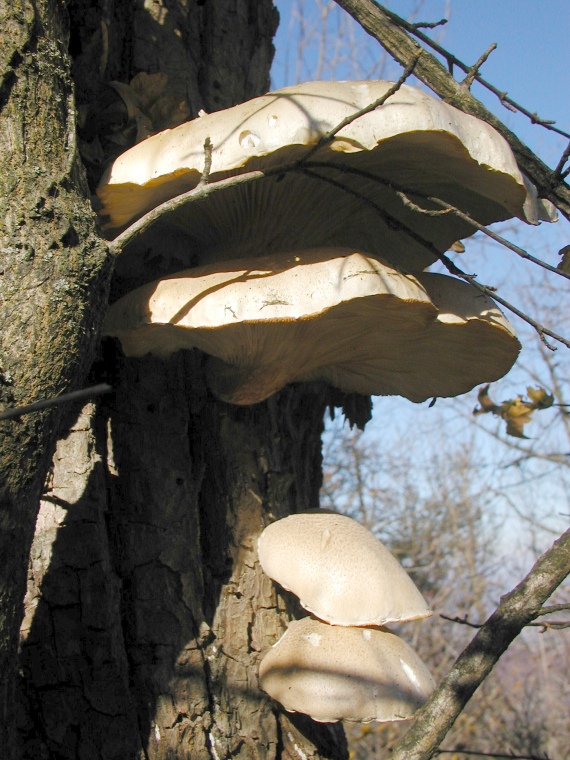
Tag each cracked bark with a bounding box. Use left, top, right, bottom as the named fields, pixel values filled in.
left=15, top=1, right=350, bottom=757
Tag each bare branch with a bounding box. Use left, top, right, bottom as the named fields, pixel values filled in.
left=461, top=43, right=497, bottom=90
left=0, top=384, right=113, bottom=421
left=435, top=751, right=550, bottom=760
left=390, top=526, right=570, bottom=760
left=332, top=0, right=570, bottom=220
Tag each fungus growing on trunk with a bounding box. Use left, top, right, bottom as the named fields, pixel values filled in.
left=258, top=617, right=436, bottom=724
left=97, top=79, right=555, bottom=276
left=257, top=513, right=435, bottom=723
left=257, top=512, right=430, bottom=626
left=102, top=247, right=520, bottom=406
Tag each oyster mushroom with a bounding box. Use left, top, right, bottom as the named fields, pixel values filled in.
left=258, top=617, right=436, bottom=723
left=97, top=79, right=555, bottom=281
left=103, top=247, right=520, bottom=406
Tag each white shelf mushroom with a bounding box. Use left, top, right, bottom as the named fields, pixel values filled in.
left=103, top=247, right=520, bottom=406
left=257, top=512, right=431, bottom=627
left=97, top=79, right=555, bottom=275
left=258, top=616, right=436, bottom=723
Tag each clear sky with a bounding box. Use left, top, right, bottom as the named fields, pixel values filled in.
left=271, top=1, right=570, bottom=554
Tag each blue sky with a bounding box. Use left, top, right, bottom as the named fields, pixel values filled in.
left=273, top=0, right=570, bottom=167
left=271, top=1, right=570, bottom=555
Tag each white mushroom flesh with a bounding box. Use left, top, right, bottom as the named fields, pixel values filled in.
left=258, top=617, right=436, bottom=723
left=257, top=512, right=431, bottom=627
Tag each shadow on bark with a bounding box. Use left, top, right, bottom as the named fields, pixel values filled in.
left=16, top=349, right=349, bottom=759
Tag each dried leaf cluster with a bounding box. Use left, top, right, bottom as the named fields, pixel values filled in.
left=474, top=384, right=554, bottom=438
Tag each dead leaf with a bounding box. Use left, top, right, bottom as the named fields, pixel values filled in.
left=527, top=386, right=554, bottom=409
left=500, top=397, right=534, bottom=438
left=473, top=384, right=499, bottom=415
left=558, top=244, right=570, bottom=274
left=473, top=384, right=554, bottom=438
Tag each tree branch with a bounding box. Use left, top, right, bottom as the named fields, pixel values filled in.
left=332, top=0, right=570, bottom=221
left=390, top=526, right=570, bottom=760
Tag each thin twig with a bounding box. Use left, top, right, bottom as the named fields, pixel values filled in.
left=462, top=43, right=497, bottom=90
left=437, top=253, right=569, bottom=350
left=551, top=141, right=570, bottom=186
left=302, top=160, right=570, bottom=282
left=0, top=384, right=113, bottom=421
left=440, top=612, right=570, bottom=631
left=199, top=136, right=213, bottom=186
left=377, top=4, right=570, bottom=140
left=440, top=613, right=481, bottom=629
left=331, top=0, right=570, bottom=220
left=398, top=191, right=570, bottom=282
left=410, top=18, right=447, bottom=31
left=108, top=169, right=266, bottom=255
left=435, top=751, right=549, bottom=760
left=536, top=602, right=570, bottom=616
left=301, top=51, right=421, bottom=163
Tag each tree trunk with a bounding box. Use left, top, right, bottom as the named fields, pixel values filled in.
left=0, top=0, right=111, bottom=749
left=15, top=1, right=351, bottom=757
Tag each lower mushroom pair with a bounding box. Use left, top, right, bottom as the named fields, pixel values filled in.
left=257, top=513, right=436, bottom=723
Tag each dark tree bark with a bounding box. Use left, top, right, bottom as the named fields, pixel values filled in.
left=11, top=1, right=353, bottom=758
left=0, top=0, right=112, bottom=750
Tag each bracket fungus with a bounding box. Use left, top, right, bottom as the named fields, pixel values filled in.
left=97, top=79, right=555, bottom=277
left=258, top=616, right=436, bottom=724
left=103, top=247, right=520, bottom=406
left=257, top=512, right=430, bottom=626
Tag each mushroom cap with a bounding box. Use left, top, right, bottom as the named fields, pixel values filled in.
left=257, top=512, right=430, bottom=626
left=258, top=616, right=436, bottom=723
left=299, top=268, right=521, bottom=402
left=102, top=247, right=520, bottom=406
left=97, top=79, right=555, bottom=276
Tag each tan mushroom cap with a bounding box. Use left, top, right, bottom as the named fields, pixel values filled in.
left=300, top=268, right=521, bottom=402
left=103, top=247, right=520, bottom=406
left=97, top=80, right=555, bottom=273
left=103, top=248, right=436, bottom=404
left=259, top=616, right=436, bottom=723
left=257, top=512, right=430, bottom=626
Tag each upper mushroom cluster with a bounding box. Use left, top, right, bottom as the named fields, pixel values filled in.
left=257, top=512, right=436, bottom=723
left=99, top=79, right=556, bottom=401
left=97, top=79, right=555, bottom=280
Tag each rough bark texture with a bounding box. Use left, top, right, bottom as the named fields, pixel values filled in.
left=17, top=357, right=349, bottom=758
left=0, top=0, right=112, bottom=747
left=15, top=1, right=351, bottom=757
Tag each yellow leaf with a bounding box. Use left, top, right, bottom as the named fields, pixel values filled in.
left=501, top=397, right=534, bottom=438
left=527, top=386, right=554, bottom=409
